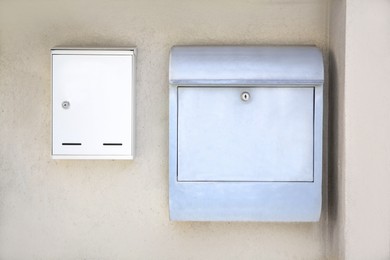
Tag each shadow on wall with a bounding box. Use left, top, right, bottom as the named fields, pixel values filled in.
left=327, top=49, right=342, bottom=258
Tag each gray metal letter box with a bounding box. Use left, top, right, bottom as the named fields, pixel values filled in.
left=169, top=46, right=324, bottom=221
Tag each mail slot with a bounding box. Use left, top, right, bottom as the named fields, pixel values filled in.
left=169, top=46, right=324, bottom=221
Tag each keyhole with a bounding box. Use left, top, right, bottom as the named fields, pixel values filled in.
left=241, top=92, right=250, bottom=101
left=62, top=101, right=70, bottom=109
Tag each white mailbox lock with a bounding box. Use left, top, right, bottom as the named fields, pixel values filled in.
left=51, top=48, right=136, bottom=159
left=169, top=46, right=324, bottom=221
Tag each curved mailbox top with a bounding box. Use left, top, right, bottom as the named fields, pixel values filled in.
left=169, top=45, right=324, bottom=86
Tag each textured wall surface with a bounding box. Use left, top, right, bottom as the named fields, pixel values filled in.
left=344, top=0, right=390, bottom=258
left=0, top=0, right=329, bottom=259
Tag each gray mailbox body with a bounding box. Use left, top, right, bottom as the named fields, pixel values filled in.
left=169, top=46, right=324, bottom=221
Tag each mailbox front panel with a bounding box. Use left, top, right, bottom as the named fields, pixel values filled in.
left=177, top=87, right=314, bottom=182
left=52, top=50, right=134, bottom=158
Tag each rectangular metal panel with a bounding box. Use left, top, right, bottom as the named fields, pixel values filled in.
left=52, top=52, right=134, bottom=157
left=177, top=87, right=314, bottom=182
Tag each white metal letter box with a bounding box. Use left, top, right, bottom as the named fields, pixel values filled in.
left=169, top=46, right=324, bottom=221
left=51, top=48, right=136, bottom=159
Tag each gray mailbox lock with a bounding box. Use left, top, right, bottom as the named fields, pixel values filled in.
left=241, top=92, right=250, bottom=101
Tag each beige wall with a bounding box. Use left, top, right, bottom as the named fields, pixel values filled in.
left=5, top=0, right=390, bottom=259
left=344, top=0, right=390, bottom=258
left=0, top=0, right=330, bottom=259
left=329, top=0, right=390, bottom=258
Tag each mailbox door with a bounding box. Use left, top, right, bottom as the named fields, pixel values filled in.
left=177, top=87, right=314, bottom=182
left=52, top=53, right=133, bottom=157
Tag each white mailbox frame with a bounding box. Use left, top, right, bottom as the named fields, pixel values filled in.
left=169, top=46, right=324, bottom=222
left=51, top=48, right=136, bottom=160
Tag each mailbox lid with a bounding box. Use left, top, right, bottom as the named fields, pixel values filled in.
left=169, top=46, right=324, bottom=86
left=52, top=50, right=134, bottom=157
left=177, top=86, right=314, bottom=182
